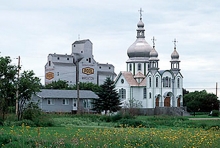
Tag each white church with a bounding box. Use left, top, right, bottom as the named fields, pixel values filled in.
left=114, top=12, right=183, bottom=109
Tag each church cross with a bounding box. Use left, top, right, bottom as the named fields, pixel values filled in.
left=172, top=38, right=178, bottom=48
left=138, top=8, right=143, bottom=20
left=151, top=36, right=156, bottom=48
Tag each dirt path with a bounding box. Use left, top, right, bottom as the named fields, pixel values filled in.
left=189, top=118, right=220, bottom=120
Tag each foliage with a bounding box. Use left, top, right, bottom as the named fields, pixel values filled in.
left=0, top=56, right=17, bottom=120
left=17, top=70, right=41, bottom=120
left=44, top=80, right=69, bottom=89
left=211, top=110, right=219, bottom=117
left=92, top=77, right=122, bottom=114
left=184, top=90, right=219, bottom=112
left=71, top=82, right=101, bottom=92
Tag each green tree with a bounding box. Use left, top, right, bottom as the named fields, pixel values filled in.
left=18, top=70, right=41, bottom=120
left=0, top=56, right=17, bottom=120
left=184, top=90, right=219, bottom=113
left=92, top=77, right=121, bottom=114
left=44, top=80, right=69, bottom=89
left=71, top=82, right=100, bottom=92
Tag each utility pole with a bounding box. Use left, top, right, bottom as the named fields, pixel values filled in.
left=216, top=82, right=218, bottom=97
left=76, top=60, right=80, bottom=114
left=16, top=56, right=20, bottom=115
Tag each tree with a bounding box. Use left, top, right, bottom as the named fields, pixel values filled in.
left=92, top=77, right=121, bottom=114
left=71, top=82, right=100, bottom=92
left=17, top=70, right=41, bottom=120
left=44, top=80, right=69, bottom=89
left=0, top=56, right=17, bottom=120
left=184, top=90, right=219, bottom=113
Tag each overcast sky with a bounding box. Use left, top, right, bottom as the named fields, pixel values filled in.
left=1, top=0, right=220, bottom=96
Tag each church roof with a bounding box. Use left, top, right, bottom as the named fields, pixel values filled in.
left=134, top=72, right=145, bottom=79
left=117, top=71, right=146, bottom=86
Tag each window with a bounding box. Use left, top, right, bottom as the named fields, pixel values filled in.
left=109, top=67, right=111, bottom=69
left=57, top=72, right=59, bottom=76
left=67, top=58, right=69, bottom=60
left=121, top=79, right=124, bottom=84
left=47, top=99, right=54, bottom=105
left=49, top=61, right=51, bottom=66
left=156, top=77, right=159, bottom=87
left=62, top=99, right=69, bottom=105
left=99, top=66, right=101, bottom=69
left=149, top=77, right=152, bottom=87
left=81, top=51, right=83, bottom=53
left=149, top=92, right=152, bottom=99
left=129, top=64, right=132, bottom=71
left=57, top=57, right=59, bottom=60
left=119, top=88, right=126, bottom=100
left=177, top=78, right=180, bottom=88
left=163, top=77, right=171, bottom=88
left=89, top=58, right=91, bottom=63
left=73, top=45, right=75, bottom=47
left=143, top=88, right=146, bottom=99
left=83, top=100, right=88, bottom=108
left=138, top=63, right=141, bottom=71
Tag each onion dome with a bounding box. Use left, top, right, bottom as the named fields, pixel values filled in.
left=127, top=19, right=153, bottom=62
left=150, top=47, right=158, bottom=58
left=171, top=47, right=179, bottom=60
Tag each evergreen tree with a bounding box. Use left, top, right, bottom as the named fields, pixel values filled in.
left=92, top=77, right=121, bottom=114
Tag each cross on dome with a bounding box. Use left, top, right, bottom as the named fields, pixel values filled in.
left=138, top=8, right=143, bottom=20
left=151, top=36, right=156, bottom=48
left=172, top=38, right=178, bottom=48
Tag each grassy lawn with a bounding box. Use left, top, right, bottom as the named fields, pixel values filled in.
left=1, top=114, right=220, bottom=147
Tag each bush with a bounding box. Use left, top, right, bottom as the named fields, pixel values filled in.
left=211, top=110, right=219, bottom=117
left=118, top=119, right=145, bottom=128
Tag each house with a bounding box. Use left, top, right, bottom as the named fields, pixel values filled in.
left=31, top=89, right=98, bottom=113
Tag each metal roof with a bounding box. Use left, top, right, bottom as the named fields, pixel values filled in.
left=36, top=89, right=98, bottom=99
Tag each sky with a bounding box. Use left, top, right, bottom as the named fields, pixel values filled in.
left=1, top=0, right=220, bottom=97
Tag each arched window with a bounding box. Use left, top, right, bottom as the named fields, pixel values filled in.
left=119, top=88, right=126, bottom=100
left=177, top=78, right=180, bottom=88
left=149, top=77, right=152, bottom=87
left=156, top=77, right=159, bottom=87
left=149, top=92, right=152, bottom=99
left=129, top=64, right=132, bottom=71
left=143, top=88, right=146, bottom=99
left=138, top=63, right=141, bottom=71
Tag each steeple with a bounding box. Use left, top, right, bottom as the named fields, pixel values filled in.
left=170, top=38, right=180, bottom=73
left=149, top=36, right=159, bottom=72
left=136, top=8, right=145, bottom=38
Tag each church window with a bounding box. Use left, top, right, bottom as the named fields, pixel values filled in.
left=169, top=78, right=171, bottom=87
left=99, top=66, right=101, bottom=69
left=138, top=63, right=141, bottom=71
left=177, top=78, right=180, bottom=88
left=149, top=92, right=152, bottom=99
left=109, top=67, right=111, bottom=69
left=57, top=57, right=59, bottom=60
left=121, top=79, right=124, bottom=84
left=49, top=61, right=51, bottom=66
left=156, top=77, right=159, bottom=87
left=89, top=58, right=91, bottom=63
left=119, top=88, right=126, bottom=100
left=73, top=45, right=75, bottom=47
left=149, top=77, right=152, bottom=87
left=81, top=51, right=83, bottom=53
left=143, top=88, right=146, bottom=99
left=129, top=64, right=132, bottom=71
left=57, top=72, right=59, bottom=76
left=67, top=58, right=69, bottom=60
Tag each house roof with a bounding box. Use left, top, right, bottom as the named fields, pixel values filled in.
left=36, top=89, right=98, bottom=99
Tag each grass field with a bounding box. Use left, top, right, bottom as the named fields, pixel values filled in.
left=1, top=114, right=220, bottom=147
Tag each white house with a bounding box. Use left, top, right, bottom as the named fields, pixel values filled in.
left=114, top=13, right=183, bottom=109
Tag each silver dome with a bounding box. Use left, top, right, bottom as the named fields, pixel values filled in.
left=171, top=48, right=179, bottom=59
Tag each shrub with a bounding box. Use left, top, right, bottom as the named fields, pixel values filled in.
left=118, top=119, right=145, bottom=128
left=211, top=110, right=219, bottom=117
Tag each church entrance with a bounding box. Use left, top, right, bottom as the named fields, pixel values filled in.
left=177, top=98, right=180, bottom=107
left=164, top=97, right=170, bottom=107
left=155, top=97, right=159, bottom=107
